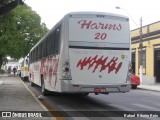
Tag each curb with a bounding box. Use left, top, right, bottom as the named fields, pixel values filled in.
left=138, top=87, right=160, bottom=92
left=19, top=77, right=49, bottom=111
left=19, top=77, right=64, bottom=120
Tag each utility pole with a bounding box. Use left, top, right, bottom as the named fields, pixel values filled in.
left=115, top=6, right=143, bottom=81
left=139, top=17, right=143, bottom=82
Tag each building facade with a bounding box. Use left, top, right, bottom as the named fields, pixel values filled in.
left=2, top=59, right=20, bottom=73
left=131, top=21, right=160, bottom=83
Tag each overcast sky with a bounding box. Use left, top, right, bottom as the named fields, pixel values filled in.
left=25, top=0, right=160, bottom=30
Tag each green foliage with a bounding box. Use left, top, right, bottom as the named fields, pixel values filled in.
left=0, top=4, right=49, bottom=60
left=0, top=55, right=8, bottom=69
left=0, top=69, right=5, bottom=74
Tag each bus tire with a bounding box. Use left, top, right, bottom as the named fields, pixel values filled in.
left=131, top=85, right=137, bottom=89
left=76, top=93, right=89, bottom=96
left=21, top=77, right=24, bottom=80
left=24, top=76, right=28, bottom=81
left=41, top=76, right=48, bottom=96
left=83, top=93, right=89, bottom=96
left=30, top=81, right=35, bottom=86
left=30, top=79, right=35, bottom=86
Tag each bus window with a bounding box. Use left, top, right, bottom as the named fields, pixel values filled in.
left=55, top=27, right=61, bottom=54
left=26, top=59, right=28, bottom=65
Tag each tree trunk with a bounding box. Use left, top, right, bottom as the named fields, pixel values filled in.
left=0, top=55, right=3, bottom=69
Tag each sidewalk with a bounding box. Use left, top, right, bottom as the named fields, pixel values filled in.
left=0, top=74, right=53, bottom=120
left=138, top=84, right=160, bottom=92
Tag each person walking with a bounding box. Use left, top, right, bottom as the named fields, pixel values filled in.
left=13, top=67, right=17, bottom=76
left=8, top=66, right=11, bottom=76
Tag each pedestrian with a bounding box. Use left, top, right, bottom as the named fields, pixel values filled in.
left=13, top=67, right=17, bottom=76
left=8, top=66, right=11, bottom=76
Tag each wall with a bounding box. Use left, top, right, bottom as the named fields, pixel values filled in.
left=131, top=21, right=160, bottom=83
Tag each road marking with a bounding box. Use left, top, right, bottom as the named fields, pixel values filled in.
left=19, top=77, right=64, bottom=120
left=133, top=103, right=160, bottom=111
left=19, top=78, right=48, bottom=111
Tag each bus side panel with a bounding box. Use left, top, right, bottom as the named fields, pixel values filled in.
left=40, top=56, right=60, bottom=92
left=29, top=61, right=41, bottom=86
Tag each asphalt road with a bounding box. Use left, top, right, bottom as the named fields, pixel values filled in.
left=23, top=79, right=160, bottom=120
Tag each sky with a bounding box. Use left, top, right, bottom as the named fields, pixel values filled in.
left=25, top=0, right=160, bottom=30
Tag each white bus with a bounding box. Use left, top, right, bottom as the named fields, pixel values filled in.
left=20, top=55, right=29, bottom=80
left=29, top=12, right=131, bottom=95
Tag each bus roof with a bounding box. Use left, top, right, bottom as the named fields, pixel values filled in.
left=65, top=11, right=129, bottom=19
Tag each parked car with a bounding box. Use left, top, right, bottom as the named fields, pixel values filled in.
left=130, top=73, right=140, bottom=89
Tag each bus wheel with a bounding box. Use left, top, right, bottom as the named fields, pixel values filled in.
left=76, top=93, right=89, bottom=96
left=82, top=93, right=89, bottom=96
left=131, top=85, right=137, bottom=89
left=41, top=77, right=48, bottom=96
left=30, top=80, right=35, bottom=87
left=24, top=76, right=28, bottom=81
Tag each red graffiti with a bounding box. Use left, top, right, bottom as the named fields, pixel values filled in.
left=40, top=56, right=59, bottom=87
left=31, top=70, right=34, bottom=82
left=78, top=20, right=122, bottom=31
left=48, top=58, right=53, bottom=84
left=33, top=64, right=40, bottom=71
left=77, top=55, right=122, bottom=74
left=41, top=59, right=47, bottom=80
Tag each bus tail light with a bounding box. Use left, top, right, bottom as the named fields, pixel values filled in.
left=62, top=60, right=72, bottom=79
left=127, top=62, right=132, bottom=81
left=129, top=67, right=133, bottom=73
left=63, top=66, right=70, bottom=72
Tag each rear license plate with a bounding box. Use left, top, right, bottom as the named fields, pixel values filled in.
left=94, top=88, right=106, bottom=93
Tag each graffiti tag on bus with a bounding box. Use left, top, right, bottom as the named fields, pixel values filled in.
left=41, top=57, right=59, bottom=87
left=77, top=55, right=122, bottom=74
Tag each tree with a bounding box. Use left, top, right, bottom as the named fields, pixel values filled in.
left=0, top=0, right=24, bottom=15
left=0, top=55, right=8, bottom=69
left=0, top=4, right=49, bottom=68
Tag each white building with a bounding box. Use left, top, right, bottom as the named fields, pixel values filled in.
left=3, top=59, right=20, bottom=72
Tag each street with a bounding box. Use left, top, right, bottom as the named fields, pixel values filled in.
left=23, top=79, right=160, bottom=120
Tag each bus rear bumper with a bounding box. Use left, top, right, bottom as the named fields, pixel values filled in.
left=60, top=81, right=130, bottom=94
